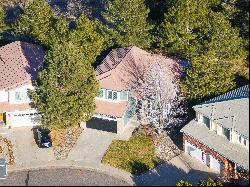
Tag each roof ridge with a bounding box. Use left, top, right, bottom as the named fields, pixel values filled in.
left=18, top=41, right=30, bottom=81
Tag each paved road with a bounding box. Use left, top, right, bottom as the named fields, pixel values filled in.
left=0, top=168, right=131, bottom=186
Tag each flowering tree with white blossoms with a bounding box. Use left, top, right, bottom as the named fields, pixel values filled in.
left=122, top=59, right=187, bottom=134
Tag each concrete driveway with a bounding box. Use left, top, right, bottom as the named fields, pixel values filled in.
left=13, top=127, right=54, bottom=166
left=134, top=153, right=219, bottom=186
left=67, top=128, right=116, bottom=165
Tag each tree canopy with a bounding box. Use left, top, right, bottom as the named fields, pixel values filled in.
left=180, top=52, right=236, bottom=102
left=101, top=0, right=153, bottom=49
left=0, top=6, right=7, bottom=41
left=30, top=42, right=99, bottom=130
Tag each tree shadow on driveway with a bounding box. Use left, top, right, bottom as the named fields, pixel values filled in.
left=131, top=159, right=218, bottom=186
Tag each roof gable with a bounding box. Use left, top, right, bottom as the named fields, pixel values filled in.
left=0, top=41, right=45, bottom=90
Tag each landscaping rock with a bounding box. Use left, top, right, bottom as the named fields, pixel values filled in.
left=133, top=124, right=182, bottom=162
left=0, top=136, right=15, bottom=165
left=53, top=126, right=83, bottom=160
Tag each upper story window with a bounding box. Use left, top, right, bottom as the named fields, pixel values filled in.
left=202, top=116, right=210, bottom=129
left=222, top=127, right=231, bottom=140
left=99, top=89, right=104, bottom=98
left=107, top=90, right=113, bottom=99
left=97, top=89, right=127, bottom=101
left=239, top=135, right=247, bottom=146
left=15, top=91, right=29, bottom=102
left=112, top=91, right=118, bottom=100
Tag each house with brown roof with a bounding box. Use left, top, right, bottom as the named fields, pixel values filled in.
left=181, top=85, right=249, bottom=178
left=85, top=46, right=182, bottom=134
left=0, top=41, right=44, bottom=128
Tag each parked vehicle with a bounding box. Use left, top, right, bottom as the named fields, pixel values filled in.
left=0, top=158, right=7, bottom=179
left=36, top=128, right=52, bottom=148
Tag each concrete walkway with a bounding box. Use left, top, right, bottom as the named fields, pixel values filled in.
left=67, top=128, right=116, bottom=165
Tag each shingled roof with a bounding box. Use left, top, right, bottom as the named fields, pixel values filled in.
left=193, top=85, right=249, bottom=138
left=0, top=41, right=45, bottom=90
left=95, top=46, right=133, bottom=76
left=95, top=46, right=183, bottom=92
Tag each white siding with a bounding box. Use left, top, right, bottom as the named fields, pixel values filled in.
left=197, top=113, right=203, bottom=123
left=231, top=130, right=239, bottom=143
left=9, top=84, right=34, bottom=104
left=0, top=90, right=8, bottom=102
left=211, top=120, right=218, bottom=132
left=217, top=124, right=223, bottom=136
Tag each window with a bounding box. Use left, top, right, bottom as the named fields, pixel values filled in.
left=239, top=135, right=247, bottom=146
left=112, top=91, right=117, bottom=100
left=99, top=89, right=104, bottom=98
left=108, top=91, right=112, bottom=99
left=222, top=127, right=230, bottom=140
left=202, top=116, right=210, bottom=129
left=120, top=91, right=128, bottom=101
left=15, top=91, right=29, bottom=101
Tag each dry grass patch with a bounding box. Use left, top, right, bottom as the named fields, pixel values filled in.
left=102, top=135, right=160, bottom=175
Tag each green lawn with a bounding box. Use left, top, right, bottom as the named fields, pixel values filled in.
left=102, top=135, right=160, bottom=175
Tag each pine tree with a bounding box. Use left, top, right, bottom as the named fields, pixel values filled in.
left=156, top=0, right=219, bottom=59
left=69, top=13, right=105, bottom=62
left=102, top=0, right=152, bottom=49
left=0, top=6, right=7, bottom=41
left=180, top=51, right=236, bottom=102
left=30, top=42, right=99, bottom=130
left=204, top=12, right=247, bottom=75
left=11, top=0, right=56, bottom=47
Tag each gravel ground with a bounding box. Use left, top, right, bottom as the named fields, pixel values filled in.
left=0, top=168, right=131, bottom=186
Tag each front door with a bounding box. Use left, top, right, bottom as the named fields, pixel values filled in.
left=0, top=113, right=6, bottom=123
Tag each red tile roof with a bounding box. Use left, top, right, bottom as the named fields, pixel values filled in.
left=0, top=41, right=45, bottom=90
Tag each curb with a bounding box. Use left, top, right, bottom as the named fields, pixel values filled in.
left=7, top=162, right=135, bottom=186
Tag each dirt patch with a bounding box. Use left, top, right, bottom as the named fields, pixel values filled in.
left=0, top=136, right=15, bottom=165
left=50, top=126, right=83, bottom=160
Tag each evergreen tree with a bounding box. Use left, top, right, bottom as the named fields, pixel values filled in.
left=11, top=0, right=56, bottom=47
left=219, top=0, right=249, bottom=55
left=156, top=0, right=219, bottom=59
left=0, top=6, right=7, bottom=41
left=69, top=13, right=105, bottom=62
left=102, top=0, right=152, bottom=49
left=205, top=13, right=246, bottom=62
left=145, top=0, right=177, bottom=24
left=30, top=42, right=99, bottom=130
left=180, top=51, right=236, bottom=102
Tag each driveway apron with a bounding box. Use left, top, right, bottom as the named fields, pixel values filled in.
left=13, top=127, right=53, bottom=166
left=67, top=128, right=116, bottom=165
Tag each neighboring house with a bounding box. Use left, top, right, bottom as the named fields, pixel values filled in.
left=0, top=41, right=44, bottom=128
left=181, top=85, right=249, bottom=178
left=86, top=46, right=182, bottom=134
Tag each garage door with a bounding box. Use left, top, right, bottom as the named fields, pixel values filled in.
left=10, top=111, right=40, bottom=127
left=185, top=141, right=203, bottom=162
left=86, top=117, right=117, bottom=133
left=210, top=155, right=222, bottom=173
